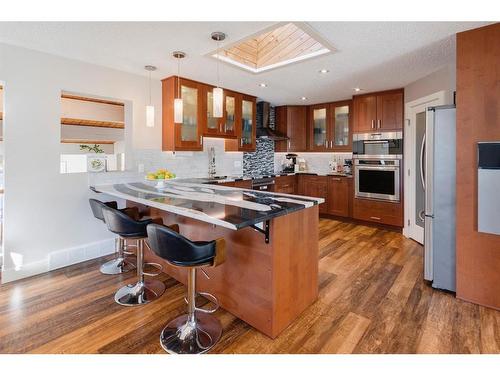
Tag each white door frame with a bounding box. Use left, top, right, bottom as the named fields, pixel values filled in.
left=403, top=91, right=447, bottom=243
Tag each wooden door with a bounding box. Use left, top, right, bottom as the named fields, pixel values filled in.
left=328, top=177, right=349, bottom=217
left=239, top=95, right=256, bottom=151
left=353, top=95, right=377, bottom=133
left=222, top=90, right=238, bottom=138
left=308, top=104, right=330, bottom=151
left=303, top=176, right=328, bottom=213
left=330, top=100, right=352, bottom=151
left=202, top=85, right=224, bottom=137
left=175, top=78, right=203, bottom=150
left=287, top=106, right=308, bottom=152
left=376, top=91, right=403, bottom=131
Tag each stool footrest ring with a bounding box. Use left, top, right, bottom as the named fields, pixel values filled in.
left=142, top=262, right=163, bottom=277
left=194, top=292, right=219, bottom=314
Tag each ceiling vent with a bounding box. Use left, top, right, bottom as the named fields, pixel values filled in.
left=208, top=22, right=335, bottom=74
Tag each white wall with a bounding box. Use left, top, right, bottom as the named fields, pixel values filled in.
left=404, top=64, right=456, bottom=105
left=0, top=42, right=162, bottom=282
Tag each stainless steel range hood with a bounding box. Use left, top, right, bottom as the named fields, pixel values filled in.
left=256, top=101, right=289, bottom=140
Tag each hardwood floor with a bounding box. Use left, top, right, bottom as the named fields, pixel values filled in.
left=0, top=218, right=499, bottom=354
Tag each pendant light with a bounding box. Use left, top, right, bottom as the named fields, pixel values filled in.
left=144, top=65, right=156, bottom=128
left=173, top=51, right=186, bottom=124
left=211, top=32, right=226, bottom=118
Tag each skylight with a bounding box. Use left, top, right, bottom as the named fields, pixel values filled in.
left=210, top=22, right=334, bottom=74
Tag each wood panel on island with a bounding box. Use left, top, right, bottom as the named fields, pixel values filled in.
left=162, top=76, right=256, bottom=152
left=353, top=89, right=404, bottom=132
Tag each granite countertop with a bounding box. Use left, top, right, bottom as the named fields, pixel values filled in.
left=91, top=180, right=324, bottom=231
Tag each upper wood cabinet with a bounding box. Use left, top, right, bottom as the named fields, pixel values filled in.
left=162, top=76, right=203, bottom=151
left=275, top=105, right=308, bottom=152
left=162, top=76, right=256, bottom=151
left=202, top=87, right=238, bottom=139
left=308, top=100, right=352, bottom=152
left=225, top=94, right=256, bottom=152
left=353, top=89, right=403, bottom=133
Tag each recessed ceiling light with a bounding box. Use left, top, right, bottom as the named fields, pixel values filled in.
left=354, top=87, right=362, bottom=92
left=319, top=69, right=329, bottom=74
left=301, top=96, right=307, bottom=101
left=259, top=83, right=267, bottom=87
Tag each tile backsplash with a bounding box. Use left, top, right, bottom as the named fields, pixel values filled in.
left=243, top=138, right=275, bottom=176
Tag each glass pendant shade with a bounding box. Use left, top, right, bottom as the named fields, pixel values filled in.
left=213, top=87, right=223, bottom=118
left=146, top=105, right=155, bottom=128
left=174, top=98, right=183, bottom=123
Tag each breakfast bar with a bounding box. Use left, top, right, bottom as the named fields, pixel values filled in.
left=92, top=180, right=323, bottom=338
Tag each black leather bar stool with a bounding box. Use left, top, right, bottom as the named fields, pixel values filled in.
left=101, top=205, right=167, bottom=306
left=89, top=199, right=136, bottom=275
left=147, top=223, right=226, bottom=354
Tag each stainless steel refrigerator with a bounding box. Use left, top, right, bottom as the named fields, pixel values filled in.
left=423, top=105, right=456, bottom=292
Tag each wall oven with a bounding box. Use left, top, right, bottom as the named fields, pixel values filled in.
left=353, top=131, right=403, bottom=157
left=355, top=159, right=400, bottom=202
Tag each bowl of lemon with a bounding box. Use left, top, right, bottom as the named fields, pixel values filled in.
left=146, top=168, right=176, bottom=189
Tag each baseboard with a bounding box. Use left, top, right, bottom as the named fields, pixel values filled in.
left=1, top=237, right=116, bottom=284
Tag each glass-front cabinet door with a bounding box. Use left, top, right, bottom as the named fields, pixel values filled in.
left=331, top=100, right=352, bottom=151
left=309, top=104, right=329, bottom=151
left=204, top=86, right=223, bottom=137
left=175, top=78, right=203, bottom=150
left=240, top=95, right=256, bottom=151
left=222, top=91, right=238, bottom=138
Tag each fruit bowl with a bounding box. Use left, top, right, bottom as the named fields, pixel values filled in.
left=145, top=169, right=176, bottom=189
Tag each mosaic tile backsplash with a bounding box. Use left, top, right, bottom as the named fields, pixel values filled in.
left=243, top=138, right=275, bottom=176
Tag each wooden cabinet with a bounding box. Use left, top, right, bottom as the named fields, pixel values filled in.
left=299, top=175, right=328, bottom=214
left=353, top=198, right=403, bottom=227
left=309, top=104, right=330, bottom=151
left=327, top=177, right=351, bottom=217
left=162, top=76, right=203, bottom=151
left=353, top=89, right=403, bottom=133
left=308, top=101, right=352, bottom=152
left=330, top=101, right=352, bottom=151
left=274, top=175, right=297, bottom=194
left=202, top=87, right=238, bottom=138
left=220, top=180, right=252, bottom=189
left=162, top=76, right=256, bottom=151
left=225, top=94, right=257, bottom=152
left=376, top=91, right=404, bottom=131
left=275, top=106, right=308, bottom=152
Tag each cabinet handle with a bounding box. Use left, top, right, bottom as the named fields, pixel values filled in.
left=330, top=140, right=333, bottom=148
left=288, top=140, right=291, bottom=149
left=332, top=178, right=341, bottom=181
left=325, top=139, right=328, bottom=148
left=200, top=136, right=203, bottom=145
left=240, top=138, right=243, bottom=147
left=371, top=120, right=375, bottom=129
left=377, top=120, right=381, bottom=129
left=370, top=216, right=381, bottom=221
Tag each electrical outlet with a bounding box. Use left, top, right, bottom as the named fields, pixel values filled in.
left=138, top=164, right=145, bottom=173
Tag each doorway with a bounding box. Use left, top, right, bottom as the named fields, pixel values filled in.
left=404, top=91, right=446, bottom=244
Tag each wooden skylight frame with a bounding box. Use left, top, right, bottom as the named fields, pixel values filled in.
left=208, top=22, right=335, bottom=74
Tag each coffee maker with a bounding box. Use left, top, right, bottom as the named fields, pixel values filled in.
left=282, top=153, right=298, bottom=173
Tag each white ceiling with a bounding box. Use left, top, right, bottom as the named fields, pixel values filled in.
left=0, top=21, right=490, bottom=105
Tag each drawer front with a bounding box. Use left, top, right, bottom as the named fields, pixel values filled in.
left=275, top=175, right=297, bottom=194
left=353, top=198, right=403, bottom=226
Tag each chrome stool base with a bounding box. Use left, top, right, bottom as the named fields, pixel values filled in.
left=114, top=279, right=165, bottom=306
left=100, top=257, right=136, bottom=275
left=160, top=312, right=222, bottom=354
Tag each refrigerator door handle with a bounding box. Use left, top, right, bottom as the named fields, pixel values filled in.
left=420, top=134, right=426, bottom=190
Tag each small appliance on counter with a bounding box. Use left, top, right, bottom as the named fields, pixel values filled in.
left=343, top=159, right=352, bottom=175
left=282, top=153, right=298, bottom=173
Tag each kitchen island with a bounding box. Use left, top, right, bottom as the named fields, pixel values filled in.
left=91, top=180, right=323, bottom=338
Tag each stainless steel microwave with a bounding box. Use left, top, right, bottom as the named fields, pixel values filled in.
left=353, top=131, right=403, bottom=159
